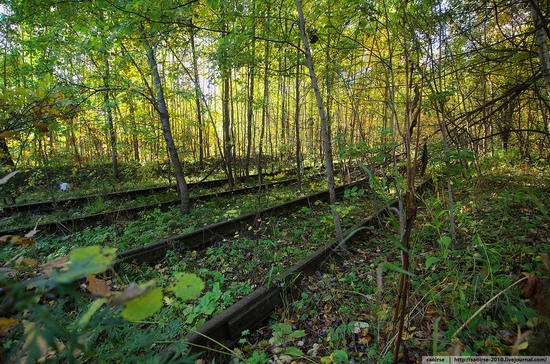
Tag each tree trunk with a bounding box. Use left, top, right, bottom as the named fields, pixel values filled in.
left=530, top=0, right=550, bottom=100
left=258, top=39, right=270, bottom=183
left=222, top=66, right=234, bottom=187
left=221, top=25, right=234, bottom=187
left=295, top=40, right=302, bottom=190
left=0, top=138, right=14, bottom=167
left=141, top=27, right=190, bottom=214
left=246, top=59, right=255, bottom=177
left=128, top=97, right=140, bottom=162
left=191, top=31, right=204, bottom=169
left=103, top=64, right=118, bottom=178
left=295, top=0, right=345, bottom=250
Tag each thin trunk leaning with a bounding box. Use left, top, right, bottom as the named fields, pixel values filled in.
left=295, top=0, right=345, bottom=251
left=141, top=27, right=190, bottom=214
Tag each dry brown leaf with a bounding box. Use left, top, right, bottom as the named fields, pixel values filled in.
left=41, top=257, right=69, bottom=276
left=13, top=238, right=35, bottom=248
left=358, top=335, right=372, bottom=344
left=0, top=317, right=19, bottom=336
left=86, top=275, right=110, bottom=297
left=15, top=256, right=37, bottom=268
left=0, top=235, right=21, bottom=244
left=519, top=272, right=547, bottom=314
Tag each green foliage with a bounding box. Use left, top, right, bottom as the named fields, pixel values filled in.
left=55, top=246, right=117, bottom=283
left=1, top=237, right=204, bottom=362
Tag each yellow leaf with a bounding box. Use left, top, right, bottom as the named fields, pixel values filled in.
left=0, top=317, right=19, bottom=336
left=516, top=341, right=529, bottom=351
left=86, top=275, right=110, bottom=297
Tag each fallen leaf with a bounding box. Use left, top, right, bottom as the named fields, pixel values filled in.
left=0, top=317, right=19, bottom=336
left=358, top=335, right=372, bottom=344
left=15, top=256, right=37, bottom=268
left=0, top=235, right=21, bottom=244
left=41, top=257, right=69, bottom=275
left=86, top=275, right=110, bottom=297
left=13, top=238, right=35, bottom=248
left=491, top=347, right=503, bottom=355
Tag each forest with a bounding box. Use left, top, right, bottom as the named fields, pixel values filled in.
left=0, top=0, right=549, bottom=362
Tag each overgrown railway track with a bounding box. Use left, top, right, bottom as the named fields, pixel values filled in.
left=182, top=179, right=433, bottom=358
left=109, top=178, right=432, bottom=359
left=0, top=177, right=300, bottom=237
left=1, top=169, right=306, bottom=216
left=117, top=179, right=367, bottom=265
left=3, top=168, right=430, bottom=362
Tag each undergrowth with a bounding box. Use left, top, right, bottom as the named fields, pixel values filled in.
left=229, top=154, right=550, bottom=363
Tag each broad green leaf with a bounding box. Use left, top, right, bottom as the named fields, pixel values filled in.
left=332, top=350, right=348, bottom=362
left=53, top=246, right=117, bottom=283
left=285, top=347, right=303, bottom=357
left=291, top=330, right=306, bottom=338
left=167, top=273, right=204, bottom=301
left=425, top=256, right=440, bottom=269
left=438, top=236, right=452, bottom=249
left=77, top=298, right=106, bottom=327
left=121, top=287, right=163, bottom=321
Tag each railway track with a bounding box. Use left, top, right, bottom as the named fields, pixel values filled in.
left=1, top=168, right=315, bottom=216
left=117, top=179, right=367, bottom=265
left=171, top=179, right=432, bottom=358
left=0, top=177, right=300, bottom=237
left=105, top=177, right=430, bottom=359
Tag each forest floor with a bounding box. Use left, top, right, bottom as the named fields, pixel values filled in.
left=1, top=158, right=549, bottom=363
left=229, top=161, right=550, bottom=363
